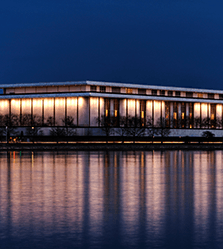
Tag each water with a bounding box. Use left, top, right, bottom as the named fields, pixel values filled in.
left=0, top=150, right=223, bottom=249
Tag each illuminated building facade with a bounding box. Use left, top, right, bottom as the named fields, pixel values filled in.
left=1, top=80, right=223, bottom=136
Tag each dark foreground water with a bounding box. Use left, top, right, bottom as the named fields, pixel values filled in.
left=0, top=150, right=223, bottom=249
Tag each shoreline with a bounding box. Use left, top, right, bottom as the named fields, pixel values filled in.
left=1, top=142, right=223, bottom=150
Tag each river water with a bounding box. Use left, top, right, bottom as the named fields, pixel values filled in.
left=0, top=150, right=223, bottom=249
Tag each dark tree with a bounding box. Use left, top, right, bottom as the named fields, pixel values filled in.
left=154, top=118, right=171, bottom=138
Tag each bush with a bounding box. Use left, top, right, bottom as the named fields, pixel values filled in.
left=202, top=131, right=215, bottom=138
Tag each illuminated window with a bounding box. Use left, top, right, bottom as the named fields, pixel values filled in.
left=113, top=99, right=119, bottom=126
left=189, top=103, right=193, bottom=128
left=210, top=104, right=216, bottom=128
left=141, top=111, right=144, bottom=119
left=181, top=102, right=186, bottom=128
left=165, top=102, right=170, bottom=128
left=140, top=100, right=146, bottom=127
left=198, top=93, right=203, bottom=98
left=173, top=102, right=178, bottom=128
left=105, top=99, right=110, bottom=118
left=126, top=88, right=133, bottom=94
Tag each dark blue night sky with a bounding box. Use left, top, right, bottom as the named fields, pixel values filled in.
left=1, top=0, right=223, bottom=90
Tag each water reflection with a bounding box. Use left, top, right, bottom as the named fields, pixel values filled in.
left=0, top=150, right=223, bottom=248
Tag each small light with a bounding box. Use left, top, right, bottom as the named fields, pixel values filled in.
left=32, top=127, right=34, bottom=129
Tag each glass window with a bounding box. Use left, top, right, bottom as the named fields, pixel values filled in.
left=138, top=89, right=146, bottom=95
left=175, top=91, right=181, bottom=97
left=140, top=100, right=146, bottom=126
left=181, top=102, right=186, bottom=128
left=165, top=102, right=170, bottom=128
left=186, top=92, right=193, bottom=98
left=208, top=93, right=214, bottom=99
left=90, top=86, right=97, bottom=92
left=168, top=91, right=173, bottom=96
left=100, top=86, right=106, bottom=92
left=189, top=103, right=193, bottom=128
left=112, top=87, right=120, bottom=93
left=160, top=90, right=165, bottom=96
left=173, top=102, right=178, bottom=128
left=126, top=88, right=133, bottom=94
left=105, top=99, right=110, bottom=118
left=152, top=90, right=157, bottom=95
left=210, top=104, right=216, bottom=128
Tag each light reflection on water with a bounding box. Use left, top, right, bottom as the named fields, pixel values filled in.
left=0, top=150, right=223, bottom=249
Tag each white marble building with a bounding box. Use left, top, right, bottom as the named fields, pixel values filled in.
left=1, top=80, right=223, bottom=136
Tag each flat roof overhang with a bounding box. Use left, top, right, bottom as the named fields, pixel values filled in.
left=0, top=92, right=223, bottom=104
left=1, top=80, right=223, bottom=95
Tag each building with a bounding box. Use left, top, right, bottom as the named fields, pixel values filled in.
left=0, top=80, right=223, bottom=136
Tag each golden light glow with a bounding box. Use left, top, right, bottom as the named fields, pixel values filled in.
left=22, top=99, right=31, bottom=114
left=11, top=99, right=20, bottom=114
left=67, top=97, right=77, bottom=107
left=55, top=98, right=65, bottom=107
left=0, top=100, right=9, bottom=115
left=194, top=103, right=200, bottom=117
left=105, top=109, right=108, bottom=117
left=33, top=99, right=42, bottom=107
left=201, top=103, right=208, bottom=119
left=126, top=88, right=133, bottom=94
left=154, top=101, right=161, bottom=111
left=141, top=111, right=144, bottom=119
left=78, top=97, right=84, bottom=106
left=216, top=104, right=222, bottom=119
left=128, top=99, right=135, bottom=117
left=182, top=113, right=184, bottom=119
left=114, top=110, right=118, bottom=117
left=44, top=98, right=54, bottom=108
left=173, top=112, right=177, bottom=119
